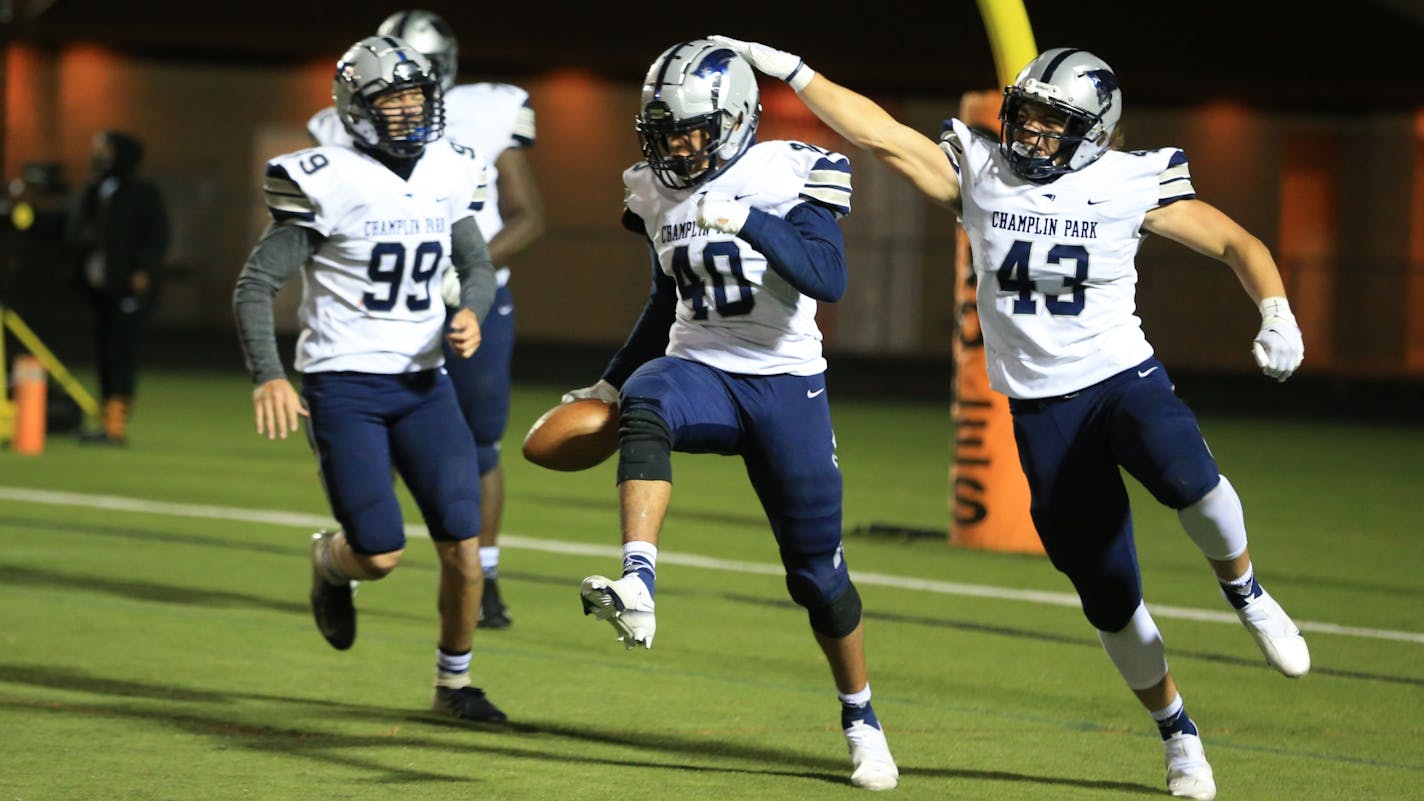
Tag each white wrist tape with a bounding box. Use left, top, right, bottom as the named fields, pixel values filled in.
left=786, top=62, right=817, bottom=93
left=1259, top=296, right=1294, bottom=320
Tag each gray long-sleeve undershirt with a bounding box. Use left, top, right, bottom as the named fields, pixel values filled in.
left=232, top=217, right=497, bottom=384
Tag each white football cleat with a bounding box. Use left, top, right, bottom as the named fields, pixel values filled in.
left=580, top=574, right=656, bottom=649
left=1234, top=587, right=1310, bottom=678
left=1163, top=733, right=1216, bottom=800
left=844, top=720, right=899, bottom=791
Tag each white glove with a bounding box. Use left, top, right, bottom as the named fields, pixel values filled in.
left=708, top=35, right=816, bottom=92
left=697, top=192, right=751, bottom=235
left=439, top=267, right=461, bottom=308
left=561, top=379, right=620, bottom=405
left=1251, top=296, right=1304, bottom=382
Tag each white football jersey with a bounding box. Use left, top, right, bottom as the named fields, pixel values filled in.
left=306, top=82, right=534, bottom=285
left=622, top=140, right=852, bottom=377
left=262, top=141, right=489, bottom=374
left=941, top=118, right=1196, bottom=399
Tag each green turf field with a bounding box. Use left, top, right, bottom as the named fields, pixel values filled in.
left=1, top=370, right=1419, bottom=800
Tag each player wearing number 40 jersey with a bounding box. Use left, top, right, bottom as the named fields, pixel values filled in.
left=563, top=39, right=898, bottom=792
left=717, top=34, right=1311, bottom=800
left=233, top=35, right=508, bottom=724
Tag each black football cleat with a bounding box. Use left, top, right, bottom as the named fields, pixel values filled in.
left=478, top=576, right=513, bottom=630
left=432, top=686, right=508, bottom=723
left=309, top=531, right=356, bottom=650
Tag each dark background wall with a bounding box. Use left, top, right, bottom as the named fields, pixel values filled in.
left=3, top=0, right=1423, bottom=400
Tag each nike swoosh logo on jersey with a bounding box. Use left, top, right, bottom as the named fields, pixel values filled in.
left=734, top=193, right=756, bottom=201
left=497, top=304, right=514, bottom=315
left=1087, top=198, right=1111, bottom=205
left=1138, top=366, right=1160, bottom=378
left=806, top=388, right=826, bottom=398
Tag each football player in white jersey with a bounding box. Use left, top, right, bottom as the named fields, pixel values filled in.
left=233, top=36, right=508, bottom=723
left=717, top=36, right=1310, bottom=800
left=562, top=39, right=898, bottom=791
left=308, top=9, right=546, bottom=630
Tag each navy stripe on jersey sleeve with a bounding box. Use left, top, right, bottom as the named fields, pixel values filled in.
left=738, top=201, right=846, bottom=302
left=797, top=156, right=852, bottom=217
left=1158, top=149, right=1197, bottom=206
left=938, top=121, right=964, bottom=178
left=511, top=98, right=536, bottom=148
left=263, top=163, right=316, bottom=223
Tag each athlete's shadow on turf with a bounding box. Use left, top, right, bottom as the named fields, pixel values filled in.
left=493, top=718, right=1160, bottom=795
left=0, top=663, right=1158, bottom=794
left=0, top=663, right=842, bottom=787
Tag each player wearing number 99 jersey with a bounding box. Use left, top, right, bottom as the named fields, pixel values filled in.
left=561, top=39, right=899, bottom=792
left=261, top=139, right=490, bottom=373
left=233, top=35, right=508, bottom=724
left=308, top=10, right=545, bottom=631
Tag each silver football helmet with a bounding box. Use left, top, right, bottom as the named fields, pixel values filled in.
left=998, top=48, right=1122, bottom=181
left=333, top=35, right=445, bottom=159
left=377, top=10, right=459, bottom=91
left=636, top=39, right=761, bottom=190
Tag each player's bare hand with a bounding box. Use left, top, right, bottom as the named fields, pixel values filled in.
left=252, top=378, right=308, bottom=440
left=446, top=307, right=482, bottom=358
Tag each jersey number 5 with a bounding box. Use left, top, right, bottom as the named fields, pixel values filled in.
left=364, top=241, right=443, bottom=312
left=996, top=240, right=1089, bottom=316
left=671, top=242, right=755, bottom=320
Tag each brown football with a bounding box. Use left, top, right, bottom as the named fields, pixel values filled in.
left=522, top=398, right=620, bottom=471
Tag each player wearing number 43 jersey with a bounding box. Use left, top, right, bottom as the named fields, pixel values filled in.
left=717, top=34, right=1312, bottom=800
left=234, top=35, right=508, bottom=724
left=563, top=39, right=898, bottom=792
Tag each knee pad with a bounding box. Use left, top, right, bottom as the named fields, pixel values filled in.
left=1096, top=601, right=1169, bottom=690
left=616, top=408, right=673, bottom=484
left=785, top=554, right=859, bottom=638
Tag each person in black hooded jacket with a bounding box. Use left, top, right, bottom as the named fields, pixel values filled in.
left=65, top=130, right=170, bottom=443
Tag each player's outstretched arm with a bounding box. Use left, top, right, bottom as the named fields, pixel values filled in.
left=1144, top=199, right=1304, bottom=381
left=710, top=35, right=960, bottom=208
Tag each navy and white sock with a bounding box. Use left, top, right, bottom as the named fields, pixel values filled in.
left=435, top=646, right=472, bottom=690
left=1151, top=694, right=1199, bottom=740
left=622, top=541, right=658, bottom=597
left=839, top=684, right=881, bottom=730
left=1220, top=563, right=1264, bottom=610
left=479, top=546, right=500, bottom=580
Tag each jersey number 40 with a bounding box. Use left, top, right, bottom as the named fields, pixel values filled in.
left=670, top=242, right=755, bottom=320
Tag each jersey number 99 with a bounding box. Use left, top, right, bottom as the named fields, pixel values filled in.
left=364, top=241, right=443, bottom=312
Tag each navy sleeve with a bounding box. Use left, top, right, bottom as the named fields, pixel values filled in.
left=601, top=241, right=676, bottom=389
left=736, top=201, right=847, bottom=302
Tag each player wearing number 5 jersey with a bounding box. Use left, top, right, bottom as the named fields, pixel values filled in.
left=233, top=36, right=508, bottom=723
left=717, top=35, right=1310, bottom=800
left=563, top=39, right=897, bottom=791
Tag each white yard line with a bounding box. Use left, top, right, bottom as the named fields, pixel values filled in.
left=3, top=485, right=1419, bottom=645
